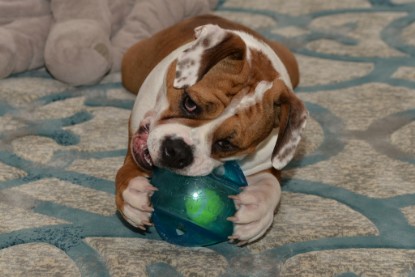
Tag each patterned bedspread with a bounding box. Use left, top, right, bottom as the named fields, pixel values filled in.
left=1, top=0, right=415, bottom=276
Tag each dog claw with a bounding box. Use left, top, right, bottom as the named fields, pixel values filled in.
left=229, top=195, right=241, bottom=206
left=228, top=235, right=248, bottom=246
left=136, top=221, right=153, bottom=230
left=141, top=205, right=154, bottom=213
left=144, top=186, right=158, bottom=192
left=236, top=240, right=248, bottom=246
left=228, top=195, right=241, bottom=203
left=137, top=225, right=147, bottom=231
left=228, top=235, right=239, bottom=242
left=227, top=216, right=238, bottom=223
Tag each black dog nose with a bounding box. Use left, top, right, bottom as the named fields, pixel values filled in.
left=160, top=137, right=194, bottom=169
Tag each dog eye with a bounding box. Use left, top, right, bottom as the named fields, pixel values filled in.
left=214, top=139, right=237, bottom=152
left=182, top=94, right=200, bottom=115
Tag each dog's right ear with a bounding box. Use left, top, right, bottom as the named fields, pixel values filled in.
left=173, top=24, right=246, bottom=89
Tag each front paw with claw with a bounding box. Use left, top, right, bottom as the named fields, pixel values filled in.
left=120, top=176, right=157, bottom=230
left=227, top=173, right=281, bottom=245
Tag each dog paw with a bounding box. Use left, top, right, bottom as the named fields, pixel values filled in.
left=227, top=174, right=281, bottom=245
left=121, top=176, right=157, bottom=230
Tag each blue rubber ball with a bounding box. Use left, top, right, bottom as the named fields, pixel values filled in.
left=150, top=161, right=247, bottom=247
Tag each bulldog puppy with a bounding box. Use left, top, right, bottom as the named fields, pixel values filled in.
left=116, top=15, right=307, bottom=245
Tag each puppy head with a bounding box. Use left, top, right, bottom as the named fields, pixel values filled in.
left=132, top=24, right=307, bottom=176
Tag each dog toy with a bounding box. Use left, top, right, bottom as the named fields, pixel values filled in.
left=184, top=188, right=224, bottom=227
left=150, top=161, right=247, bottom=247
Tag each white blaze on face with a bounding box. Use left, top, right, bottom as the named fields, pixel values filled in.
left=239, top=81, right=273, bottom=108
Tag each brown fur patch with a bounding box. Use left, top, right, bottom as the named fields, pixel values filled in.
left=158, top=43, right=291, bottom=161
left=211, top=88, right=278, bottom=159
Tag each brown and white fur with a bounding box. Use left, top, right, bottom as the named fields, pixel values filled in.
left=116, top=15, right=307, bottom=245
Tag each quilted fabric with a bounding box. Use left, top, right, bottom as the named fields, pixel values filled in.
left=1, top=0, right=415, bottom=276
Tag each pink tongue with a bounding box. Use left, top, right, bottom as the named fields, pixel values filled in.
left=131, top=132, right=153, bottom=169
left=132, top=133, right=148, bottom=153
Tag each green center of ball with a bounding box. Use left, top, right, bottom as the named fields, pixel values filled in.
left=184, top=188, right=224, bottom=227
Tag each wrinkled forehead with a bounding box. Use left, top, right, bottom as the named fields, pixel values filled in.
left=144, top=24, right=293, bottom=132
left=209, top=81, right=275, bottom=132
left=157, top=80, right=275, bottom=147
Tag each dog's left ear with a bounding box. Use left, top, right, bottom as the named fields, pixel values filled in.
left=272, top=84, right=308, bottom=170
left=173, top=24, right=246, bottom=89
